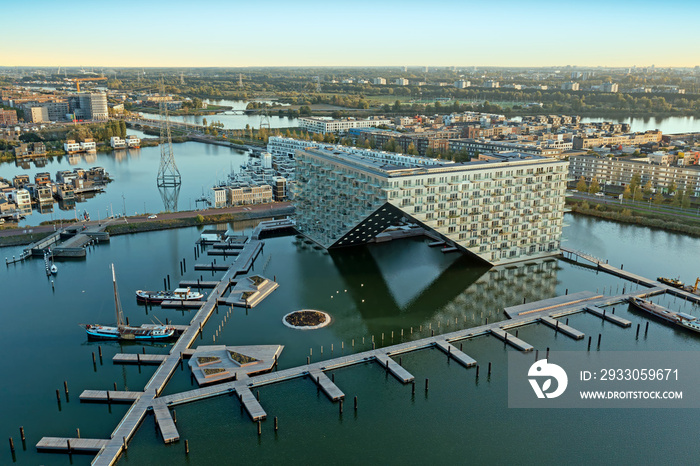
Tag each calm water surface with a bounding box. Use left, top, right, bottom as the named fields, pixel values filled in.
left=1, top=214, right=700, bottom=464
left=1, top=142, right=248, bottom=226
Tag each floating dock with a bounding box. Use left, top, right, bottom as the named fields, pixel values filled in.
left=153, top=403, right=179, bottom=443
left=79, top=390, right=143, bottom=403
left=36, top=437, right=109, bottom=453
left=585, top=305, right=632, bottom=327
left=160, top=300, right=204, bottom=309
left=309, top=368, right=345, bottom=401
left=178, top=280, right=219, bottom=289
left=490, top=328, right=534, bottom=351
left=540, top=316, right=585, bottom=340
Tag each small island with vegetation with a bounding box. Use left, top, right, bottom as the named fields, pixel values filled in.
left=283, top=310, right=331, bottom=330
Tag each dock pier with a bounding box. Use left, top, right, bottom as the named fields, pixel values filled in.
left=38, top=243, right=692, bottom=464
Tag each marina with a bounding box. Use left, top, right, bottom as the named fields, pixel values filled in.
left=3, top=215, right=700, bottom=465
left=36, top=235, right=685, bottom=464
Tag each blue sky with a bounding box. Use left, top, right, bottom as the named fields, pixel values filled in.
left=2, top=0, right=699, bottom=67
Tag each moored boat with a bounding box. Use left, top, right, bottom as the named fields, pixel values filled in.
left=82, top=264, right=176, bottom=341
left=136, top=287, right=205, bottom=304
left=657, top=276, right=685, bottom=289
left=628, top=297, right=700, bottom=334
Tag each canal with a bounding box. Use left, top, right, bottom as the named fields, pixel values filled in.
left=0, top=214, right=699, bottom=464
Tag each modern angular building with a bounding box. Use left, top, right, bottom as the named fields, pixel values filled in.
left=294, top=145, right=568, bottom=265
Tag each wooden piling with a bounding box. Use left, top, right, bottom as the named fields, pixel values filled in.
left=645, top=322, right=649, bottom=335
left=56, top=389, right=60, bottom=402
left=488, top=362, right=492, bottom=375
left=597, top=333, right=602, bottom=347
left=476, top=365, right=480, bottom=378
left=274, top=417, right=278, bottom=431
left=339, top=399, right=343, bottom=414
left=411, top=381, right=415, bottom=394
left=76, top=428, right=80, bottom=438
left=588, top=336, right=591, bottom=350
left=425, top=378, right=429, bottom=391
left=185, top=439, right=189, bottom=454
left=123, top=436, right=127, bottom=451
left=92, top=352, right=96, bottom=364
left=9, top=437, right=14, bottom=452
left=546, top=348, right=549, bottom=360
left=19, top=427, right=24, bottom=442
left=636, top=323, right=640, bottom=338
left=98, top=346, right=102, bottom=358
left=257, top=421, right=261, bottom=436
left=64, top=380, right=69, bottom=396
left=354, top=396, right=358, bottom=410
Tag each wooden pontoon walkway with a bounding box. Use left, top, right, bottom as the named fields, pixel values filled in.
left=42, top=243, right=691, bottom=465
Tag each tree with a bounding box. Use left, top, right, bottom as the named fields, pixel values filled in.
left=643, top=180, right=653, bottom=197
left=406, top=142, right=418, bottom=156
left=629, top=173, right=642, bottom=192
left=622, top=185, right=632, bottom=199
left=653, top=192, right=665, bottom=205
left=668, top=182, right=677, bottom=195
left=588, top=177, right=600, bottom=195
left=576, top=176, right=588, bottom=192
left=681, top=188, right=692, bottom=209
left=633, top=186, right=643, bottom=201
left=202, top=118, right=208, bottom=127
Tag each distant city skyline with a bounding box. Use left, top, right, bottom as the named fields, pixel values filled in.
left=2, top=0, right=699, bottom=68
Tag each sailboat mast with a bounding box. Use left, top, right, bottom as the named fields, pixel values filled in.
left=112, top=264, right=124, bottom=328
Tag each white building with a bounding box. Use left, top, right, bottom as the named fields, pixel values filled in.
left=110, top=137, right=127, bottom=149
left=125, top=135, right=141, bottom=147
left=298, top=117, right=391, bottom=134
left=601, top=83, right=619, bottom=93
left=394, top=78, right=409, bottom=86
left=561, top=82, right=580, bottom=91
left=484, top=81, right=500, bottom=88
left=373, top=78, right=387, bottom=85
left=294, top=146, right=568, bottom=265
left=454, top=80, right=470, bottom=89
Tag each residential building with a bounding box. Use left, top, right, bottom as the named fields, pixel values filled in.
left=572, top=130, right=662, bottom=149
left=298, top=117, right=391, bottom=134
left=110, top=137, right=127, bottom=149
left=449, top=138, right=563, bottom=158
left=294, top=146, right=567, bottom=265
left=484, top=80, right=500, bottom=88
left=601, top=83, right=619, bottom=93
left=394, top=78, right=409, bottom=86
left=454, top=80, right=470, bottom=89
left=68, top=93, right=108, bottom=120
left=0, top=109, right=18, bottom=125
left=373, top=78, right=386, bottom=85
left=24, top=105, right=49, bottom=123
left=229, top=184, right=273, bottom=205
left=561, top=82, right=580, bottom=91
left=569, top=155, right=700, bottom=196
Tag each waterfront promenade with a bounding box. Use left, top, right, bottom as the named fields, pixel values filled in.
left=0, top=202, right=293, bottom=243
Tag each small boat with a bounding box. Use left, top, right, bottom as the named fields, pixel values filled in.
left=135, top=287, right=205, bottom=304
left=657, top=276, right=685, bottom=289
left=628, top=297, right=700, bottom=334
left=50, top=264, right=58, bottom=274
left=83, top=264, right=176, bottom=341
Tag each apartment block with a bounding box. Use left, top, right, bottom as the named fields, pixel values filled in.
left=294, top=146, right=567, bottom=265
left=299, top=117, right=391, bottom=134
left=569, top=155, right=700, bottom=196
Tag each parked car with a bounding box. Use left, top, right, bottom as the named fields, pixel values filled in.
left=595, top=192, right=605, bottom=197
left=148, top=214, right=157, bottom=219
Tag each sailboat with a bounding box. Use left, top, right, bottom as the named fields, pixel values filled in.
left=50, top=249, right=58, bottom=275
left=83, top=264, right=176, bottom=341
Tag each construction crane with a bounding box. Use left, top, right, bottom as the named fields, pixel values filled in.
left=66, top=77, right=107, bottom=92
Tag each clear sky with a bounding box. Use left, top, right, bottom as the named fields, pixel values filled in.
left=2, top=0, right=699, bottom=68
